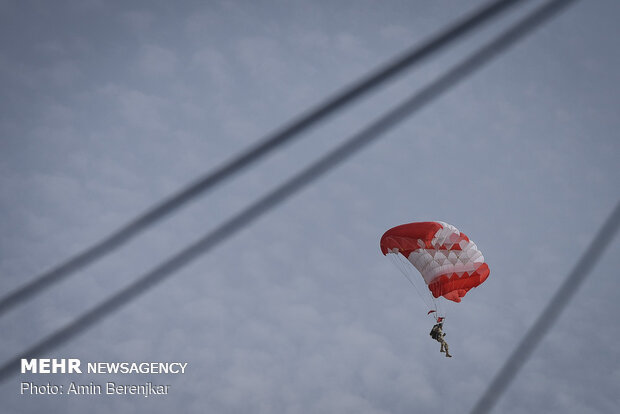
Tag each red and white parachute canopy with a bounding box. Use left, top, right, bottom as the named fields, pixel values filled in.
left=380, top=221, right=489, bottom=303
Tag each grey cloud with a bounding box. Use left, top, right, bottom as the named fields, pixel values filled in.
left=1, top=1, right=619, bottom=413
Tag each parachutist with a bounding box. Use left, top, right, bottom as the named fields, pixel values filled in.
left=380, top=221, right=488, bottom=359
left=430, top=322, right=452, bottom=357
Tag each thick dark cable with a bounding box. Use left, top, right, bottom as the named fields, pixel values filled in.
left=469, top=203, right=620, bottom=414
left=0, top=0, right=575, bottom=382
left=0, top=0, right=529, bottom=316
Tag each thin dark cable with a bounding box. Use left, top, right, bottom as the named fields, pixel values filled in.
left=0, top=0, right=529, bottom=316
left=0, top=0, right=575, bottom=382
left=469, top=202, right=620, bottom=414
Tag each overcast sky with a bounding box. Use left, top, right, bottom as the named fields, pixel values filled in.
left=1, top=0, right=619, bottom=413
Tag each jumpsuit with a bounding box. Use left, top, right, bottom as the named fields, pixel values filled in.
left=430, top=323, right=452, bottom=357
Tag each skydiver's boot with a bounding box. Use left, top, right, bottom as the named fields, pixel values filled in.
left=445, top=352, right=452, bottom=358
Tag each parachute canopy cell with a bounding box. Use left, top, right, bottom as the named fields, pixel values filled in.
left=380, top=221, right=489, bottom=302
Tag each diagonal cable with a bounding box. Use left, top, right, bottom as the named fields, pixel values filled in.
left=469, top=201, right=620, bottom=414
left=0, top=0, right=530, bottom=316
left=0, top=0, right=576, bottom=383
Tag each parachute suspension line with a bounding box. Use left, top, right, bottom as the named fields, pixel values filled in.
left=389, top=254, right=420, bottom=306
left=391, top=252, right=448, bottom=323
left=433, top=295, right=441, bottom=318
left=433, top=275, right=447, bottom=322
left=389, top=253, right=435, bottom=313
left=396, top=254, right=433, bottom=311
left=435, top=293, right=445, bottom=322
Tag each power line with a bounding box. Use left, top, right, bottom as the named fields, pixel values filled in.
left=0, top=0, right=576, bottom=383
left=469, top=202, right=620, bottom=414
left=0, top=0, right=529, bottom=317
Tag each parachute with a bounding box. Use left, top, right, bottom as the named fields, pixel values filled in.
left=380, top=221, right=489, bottom=308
